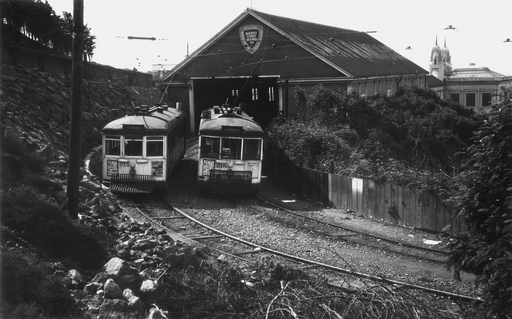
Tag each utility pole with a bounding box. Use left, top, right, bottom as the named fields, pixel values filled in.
left=67, top=0, right=84, bottom=219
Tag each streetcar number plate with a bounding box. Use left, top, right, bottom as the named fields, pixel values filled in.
left=216, top=163, right=228, bottom=168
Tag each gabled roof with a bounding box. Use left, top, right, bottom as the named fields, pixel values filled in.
left=249, top=10, right=426, bottom=77
left=165, top=8, right=426, bottom=81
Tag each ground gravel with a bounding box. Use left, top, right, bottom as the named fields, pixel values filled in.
left=165, top=139, right=481, bottom=299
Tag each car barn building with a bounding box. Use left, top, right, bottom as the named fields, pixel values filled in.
left=162, top=8, right=428, bottom=133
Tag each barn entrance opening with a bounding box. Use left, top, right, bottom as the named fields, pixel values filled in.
left=193, top=77, right=279, bottom=131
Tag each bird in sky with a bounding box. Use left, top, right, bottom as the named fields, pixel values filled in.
left=405, top=46, right=411, bottom=50
left=444, top=25, right=456, bottom=30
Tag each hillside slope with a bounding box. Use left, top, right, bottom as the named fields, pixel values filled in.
left=1, top=65, right=164, bottom=159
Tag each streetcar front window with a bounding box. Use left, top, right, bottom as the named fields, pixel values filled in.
left=147, top=136, right=164, bottom=157
left=200, top=137, right=220, bottom=159
left=124, top=136, right=143, bottom=156
left=243, top=139, right=261, bottom=160
left=221, top=138, right=242, bottom=160
left=105, top=135, right=121, bottom=156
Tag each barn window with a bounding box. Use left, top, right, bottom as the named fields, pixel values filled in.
left=251, top=88, right=259, bottom=100
left=268, top=87, right=275, bottom=101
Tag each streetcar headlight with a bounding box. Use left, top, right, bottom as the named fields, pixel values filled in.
left=202, top=160, right=214, bottom=176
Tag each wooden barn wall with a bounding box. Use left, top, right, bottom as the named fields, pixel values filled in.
left=164, top=84, right=192, bottom=133
left=175, top=16, right=347, bottom=79
left=264, top=149, right=466, bottom=235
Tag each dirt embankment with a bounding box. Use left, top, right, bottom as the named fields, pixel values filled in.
left=1, top=65, right=164, bottom=159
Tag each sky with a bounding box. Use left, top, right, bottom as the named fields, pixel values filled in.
left=47, top=0, right=512, bottom=76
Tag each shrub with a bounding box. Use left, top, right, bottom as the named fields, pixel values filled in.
left=449, top=96, right=512, bottom=318
left=1, top=250, right=76, bottom=317
left=1, top=185, right=109, bottom=270
left=267, top=85, right=482, bottom=194
left=1, top=131, right=46, bottom=188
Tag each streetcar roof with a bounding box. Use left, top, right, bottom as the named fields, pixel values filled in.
left=199, top=115, right=264, bottom=137
left=102, top=107, right=185, bottom=135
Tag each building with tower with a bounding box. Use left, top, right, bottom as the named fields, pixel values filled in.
left=427, top=39, right=512, bottom=113
left=429, top=38, right=452, bottom=81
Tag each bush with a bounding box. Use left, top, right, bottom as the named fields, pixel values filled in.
left=449, top=96, right=512, bottom=318
left=1, top=131, right=46, bottom=188
left=1, top=185, right=109, bottom=270
left=267, top=118, right=356, bottom=171
left=1, top=250, right=76, bottom=317
left=267, top=85, right=482, bottom=194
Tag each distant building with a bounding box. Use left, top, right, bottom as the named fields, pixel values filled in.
left=427, top=38, right=512, bottom=113
left=161, top=8, right=428, bottom=133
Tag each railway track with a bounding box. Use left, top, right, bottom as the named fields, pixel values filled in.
left=128, top=195, right=267, bottom=263
left=254, top=195, right=449, bottom=265
left=127, top=194, right=482, bottom=305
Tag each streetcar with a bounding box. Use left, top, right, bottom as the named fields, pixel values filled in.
left=197, top=104, right=264, bottom=194
left=101, top=104, right=186, bottom=194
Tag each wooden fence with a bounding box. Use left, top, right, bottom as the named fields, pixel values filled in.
left=263, top=149, right=465, bottom=235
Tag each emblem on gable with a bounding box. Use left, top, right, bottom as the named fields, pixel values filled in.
left=239, top=25, right=263, bottom=54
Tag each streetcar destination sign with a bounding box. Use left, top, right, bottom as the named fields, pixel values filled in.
left=123, top=124, right=145, bottom=130
left=222, top=126, right=244, bottom=133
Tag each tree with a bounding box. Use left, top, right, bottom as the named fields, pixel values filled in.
left=449, top=88, right=512, bottom=318
left=0, top=0, right=95, bottom=59
left=83, top=27, right=96, bottom=61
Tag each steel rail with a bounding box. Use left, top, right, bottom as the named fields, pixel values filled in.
left=255, top=195, right=449, bottom=255
left=162, top=197, right=483, bottom=304
left=129, top=199, right=253, bottom=263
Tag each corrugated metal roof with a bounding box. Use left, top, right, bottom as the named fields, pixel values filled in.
left=251, top=9, right=425, bottom=77
left=165, top=9, right=427, bottom=80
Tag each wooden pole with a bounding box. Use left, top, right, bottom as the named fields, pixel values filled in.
left=67, top=0, right=84, bottom=218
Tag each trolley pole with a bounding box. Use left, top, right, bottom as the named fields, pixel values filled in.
left=67, top=0, right=84, bottom=219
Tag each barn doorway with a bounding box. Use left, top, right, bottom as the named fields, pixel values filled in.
left=193, top=77, right=279, bottom=131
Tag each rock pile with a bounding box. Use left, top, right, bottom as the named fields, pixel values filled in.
left=54, top=170, right=210, bottom=318
left=1, top=64, right=194, bottom=318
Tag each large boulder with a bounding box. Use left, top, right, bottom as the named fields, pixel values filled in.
left=103, top=257, right=132, bottom=278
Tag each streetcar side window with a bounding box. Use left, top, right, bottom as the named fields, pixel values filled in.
left=221, top=138, right=242, bottom=160
left=147, top=136, right=164, bottom=157
left=124, top=136, right=143, bottom=156
left=200, top=137, right=220, bottom=159
left=243, top=139, right=261, bottom=160
left=105, top=135, right=121, bottom=156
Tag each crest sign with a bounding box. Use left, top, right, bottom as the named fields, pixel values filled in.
left=239, top=25, right=263, bottom=54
